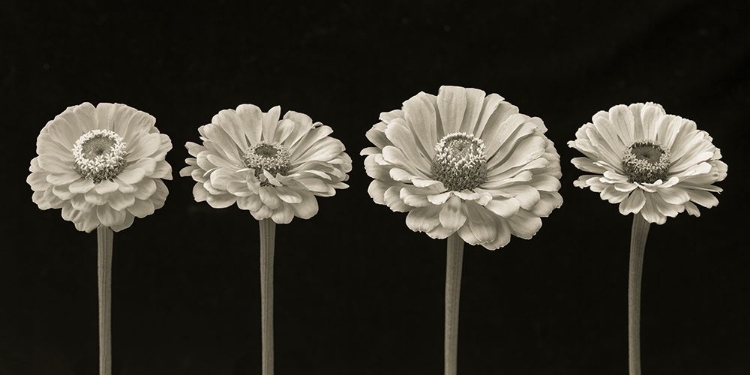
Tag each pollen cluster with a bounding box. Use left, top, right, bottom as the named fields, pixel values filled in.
left=243, top=142, right=291, bottom=182
left=431, top=132, right=488, bottom=191
left=622, top=141, right=671, bottom=183
left=72, top=129, right=128, bottom=183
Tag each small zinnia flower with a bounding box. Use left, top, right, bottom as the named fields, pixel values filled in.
left=27, top=102, right=173, bottom=232
left=569, top=102, right=727, bottom=375
left=569, top=102, right=727, bottom=224
left=180, top=104, right=351, bottom=223
left=181, top=104, right=351, bottom=375
left=362, top=85, right=562, bottom=375
left=362, top=85, right=563, bottom=250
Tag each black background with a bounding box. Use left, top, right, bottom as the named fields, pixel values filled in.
left=2, top=1, right=749, bottom=374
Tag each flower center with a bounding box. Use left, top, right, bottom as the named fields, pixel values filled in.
left=622, top=141, right=671, bottom=183
left=431, top=132, right=488, bottom=191
left=243, top=142, right=291, bottom=182
left=72, top=130, right=128, bottom=183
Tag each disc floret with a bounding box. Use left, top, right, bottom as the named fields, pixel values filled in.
left=243, top=142, right=291, bottom=182
left=72, top=129, right=128, bottom=183
left=622, top=141, right=671, bottom=183
left=431, top=132, right=488, bottom=191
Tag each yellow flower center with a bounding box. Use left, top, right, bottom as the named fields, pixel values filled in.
left=243, top=142, right=291, bottom=182
left=72, top=130, right=128, bottom=183
left=431, top=132, right=487, bottom=191
left=622, top=141, right=671, bottom=183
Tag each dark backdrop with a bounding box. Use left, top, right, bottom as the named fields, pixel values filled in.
left=2, top=1, right=749, bottom=374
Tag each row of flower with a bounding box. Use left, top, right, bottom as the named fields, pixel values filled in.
left=28, top=86, right=726, bottom=241
left=26, top=86, right=727, bottom=375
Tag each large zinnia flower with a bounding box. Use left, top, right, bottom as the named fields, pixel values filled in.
left=180, top=104, right=351, bottom=223
left=361, top=85, right=563, bottom=250
left=569, top=103, right=727, bottom=224
left=27, top=103, right=172, bottom=232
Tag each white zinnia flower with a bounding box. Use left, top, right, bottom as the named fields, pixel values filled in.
left=27, top=103, right=173, bottom=232
left=362, top=86, right=563, bottom=250
left=180, top=104, right=352, bottom=223
left=569, top=103, right=727, bottom=224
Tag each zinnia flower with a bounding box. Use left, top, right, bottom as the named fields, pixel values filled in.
left=361, top=85, right=563, bottom=250
left=569, top=102, right=727, bottom=224
left=27, top=103, right=173, bottom=232
left=180, top=104, right=352, bottom=223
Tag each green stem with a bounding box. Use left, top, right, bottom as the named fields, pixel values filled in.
left=259, top=219, right=276, bottom=375
left=97, top=226, right=114, bottom=375
left=628, top=214, right=650, bottom=375
left=445, top=233, right=464, bottom=375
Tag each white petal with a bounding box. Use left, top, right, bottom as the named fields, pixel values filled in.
left=95, top=180, right=119, bottom=194
left=117, top=168, right=146, bottom=185
left=405, top=205, right=442, bottom=233
left=291, top=191, right=318, bottom=219
left=108, top=191, right=136, bottom=211
left=384, top=186, right=410, bottom=212
left=437, top=86, right=467, bottom=135
left=258, top=187, right=281, bottom=209
left=507, top=210, right=542, bottom=239
left=530, top=192, right=563, bottom=217
left=261, top=106, right=281, bottom=142
left=205, top=193, right=237, bottom=209
left=428, top=192, right=452, bottom=205
left=485, top=198, right=520, bottom=218
left=97, top=205, right=126, bottom=227
left=608, top=105, right=635, bottom=145
left=438, top=195, right=466, bottom=232
left=457, top=88, right=486, bottom=134
left=38, top=155, right=73, bottom=173
left=384, top=121, right=432, bottom=173
left=27, top=171, right=51, bottom=191
left=639, top=195, right=666, bottom=224
left=618, top=189, right=646, bottom=215
left=127, top=133, right=162, bottom=161
left=403, top=92, right=438, bottom=157
left=236, top=104, right=264, bottom=144
left=275, top=186, right=303, bottom=204
left=271, top=204, right=294, bottom=224
left=128, top=198, right=156, bottom=218
left=110, top=214, right=135, bottom=232
left=688, top=190, right=719, bottom=208
left=237, top=195, right=263, bottom=211
left=476, top=97, right=519, bottom=141
left=465, top=202, right=497, bottom=244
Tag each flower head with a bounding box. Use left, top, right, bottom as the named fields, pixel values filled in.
left=569, top=103, right=727, bottom=224
left=27, top=103, right=173, bottom=232
left=180, top=105, right=351, bottom=224
left=362, top=86, right=563, bottom=250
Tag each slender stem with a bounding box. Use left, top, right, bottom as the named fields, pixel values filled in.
left=628, top=214, right=650, bottom=375
left=445, top=233, right=465, bottom=375
left=259, top=219, right=276, bottom=375
left=97, top=226, right=114, bottom=375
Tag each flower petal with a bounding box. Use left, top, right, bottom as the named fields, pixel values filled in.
left=619, top=189, right=646, bottom=215
left=97, top=205, right=126, bottom=227
left=507, top=210, right=542, bottom=239
left=291, top=191, right=318, bottom=219
left=438, top=195, right=466, bottom=232
left=437, top=86, right=467, bottom=135
left=405, top=205, right=442, bottom=233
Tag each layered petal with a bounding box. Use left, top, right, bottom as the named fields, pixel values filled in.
left=182, top=104, right=350, bottom=224
left=28, top=103, right=172, bottom=232
left=361, top=86, right=562, bottom=249
left=570, top=102, right=726, bottom=224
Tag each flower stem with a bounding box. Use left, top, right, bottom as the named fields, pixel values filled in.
left=628, top=214, right=650, bottom=375
left=445, top=233, right=464, bottom=375
left=97, top=226, right=114, bottom=375
left=259, top=219, right=276, bottom=375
